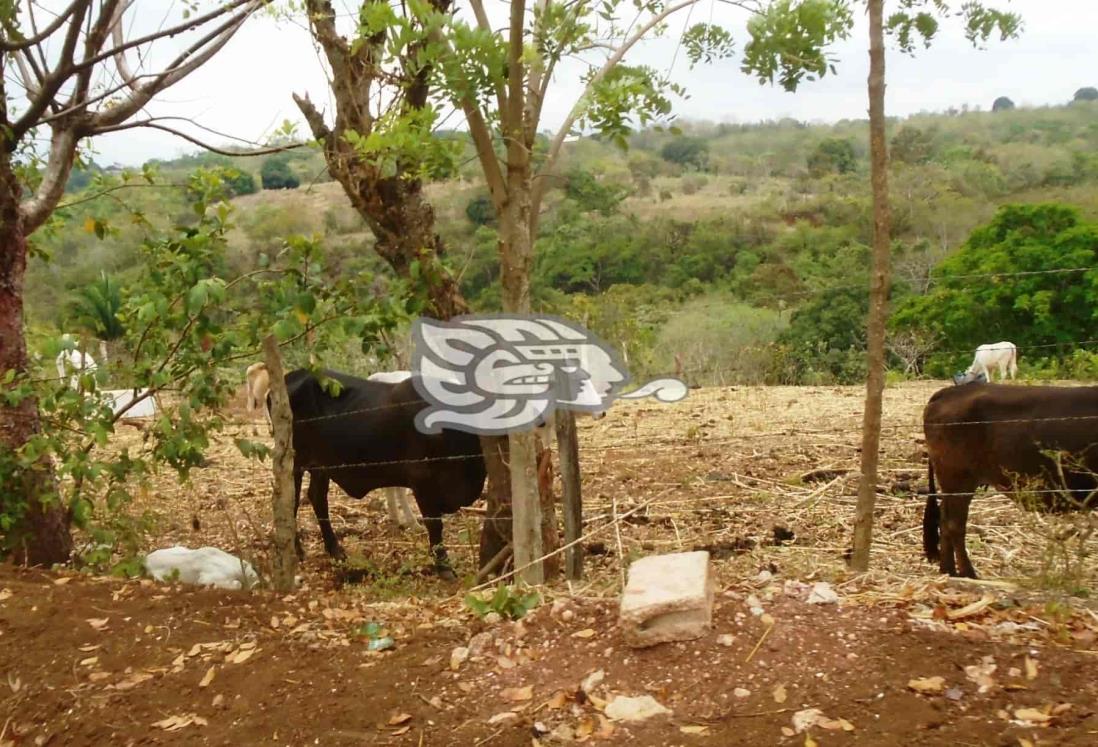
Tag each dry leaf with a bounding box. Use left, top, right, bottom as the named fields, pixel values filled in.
left=88, top=672, right=111, bottom=682
left=0, top=588, right=13, bottom=601
left=501, top=685, right=533, bottom=702
left=229, top=649, right=255, bottom=665
left=680, top=725, right=709, bottom=734
left=391, top=726, right=411, bottom=736
left=1024, top=656, right=1038, bottom=681
left=87, top=618, right=109, bottom=631
left=1052, top=703, right=1072, bottom=716
left=270, top=616, right=280, bottom=629
left=773, top=684, right=788, bottom=704
left=596, top=715, right=615, bottom=739
left=946, top=594, right=994, bottom=620
left=53, top=577, right=73, bottom=586
left=497, top=655, right=516, bottom=670
left=79, top=657, right=99, bottom=667
left=388, top=713, right=412, bottom=726
left=172, top=653, right=186, bottom=668
left=199, top=666, right=216, bottom=688
left=575, top=717, right=596, bottom=739
left=908, top=676, right=946, bottom=694
left=79, top=645, right=101, bottom=653
left=781, top=727, right=795, bottom=737
left=487, top=712, right=519, bottom=725
left=545, top=691, right=569, bottom=710
left=804, top=736, right=818, bottom=747
left=572, top=628, right=597, bottom=639
left=1013, top=708, right=1051, bottom=724
left=112, top=673, right=153, bottom=691
left=457, top=682, right=475, bottom=694
left=1018, top=739, right=1035, bottom=747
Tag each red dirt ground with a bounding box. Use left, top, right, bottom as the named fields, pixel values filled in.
left=2, top=565, right=1095, bottom=746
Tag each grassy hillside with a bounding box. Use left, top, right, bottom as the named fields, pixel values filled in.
left=27, top=101, right=1098, bottom=382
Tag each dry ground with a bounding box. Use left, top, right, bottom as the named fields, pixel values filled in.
left=2, top=382, right=1096, bottom=746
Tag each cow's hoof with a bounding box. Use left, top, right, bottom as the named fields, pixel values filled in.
left=328, top=547, right=347, bottom=562
left=435, top=566, right=457, bottom=582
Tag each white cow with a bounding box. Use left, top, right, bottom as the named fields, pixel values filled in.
left=966, top=341, right=1018, bottom=382
left=55, top=349, right=97, bottom=389
left=366, top=370, right=419, bottom=530
left=145, top=546, right=260, bottom=590
left=244, top=361, right=272, bottom=431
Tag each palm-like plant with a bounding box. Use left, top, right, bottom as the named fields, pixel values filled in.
left=65, top=272, right=124, bottom=362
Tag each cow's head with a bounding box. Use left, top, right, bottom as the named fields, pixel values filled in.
left=411, top=316, right=628, bottom=435
left=952, top=370, right=987, bottom=386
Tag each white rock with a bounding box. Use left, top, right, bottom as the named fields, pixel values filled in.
left=604, top=694, right=671, bottom=722
left=619, top=551, right=714, bottom=648
left=806, top=582, right=839, bottom=605
left=716, top=634, right=735, bottom=647
left=581, top=669, right=605, bottom=694
left=792, top=708, right=824, bottom=733
left=467, top=632, right=493, bottom=657
left=145, top=546, right=259, bottom=590
left=450, top=646, right=469, bottom=671
left=483, top=612, right=502, bottom=625
left=733, top=688, right=751, bottom=699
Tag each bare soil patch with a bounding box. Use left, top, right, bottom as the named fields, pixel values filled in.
left=3, top=382, right=1096, bottom=745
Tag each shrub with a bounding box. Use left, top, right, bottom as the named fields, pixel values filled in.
left=660, top=137, right=709, bottom=170
left=465, top=194, right=495, bottom=225
left=260, top=156, right=300, bottom=190
left=681, top=175, right=708, bottom=195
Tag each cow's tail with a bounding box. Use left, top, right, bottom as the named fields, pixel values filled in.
left=923, top=462, right=940, bottom=562
left=1009, top=344, right=1018, bottom=379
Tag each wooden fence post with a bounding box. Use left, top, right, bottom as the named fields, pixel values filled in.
left=556, top=411, right=583, bottom=580
left=263, top=335, right=297, bottom=591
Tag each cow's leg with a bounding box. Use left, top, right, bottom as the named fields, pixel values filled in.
left=420, top=507, right=456, bottom=580
left=306, top=473, right=345, bottom=560
left=385, top=488, right=416, bottom=531
left=293, top=471, right=306, bottom=559
left=398, top=489, right=418, bottom=528
left=939, top=493, right=976, bottom=578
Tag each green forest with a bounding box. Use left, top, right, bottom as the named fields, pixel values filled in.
left=29, top=100, right=1098, bottom=385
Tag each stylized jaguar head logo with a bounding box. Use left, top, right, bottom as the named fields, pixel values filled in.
left=410, top=314, right=685, bottom=435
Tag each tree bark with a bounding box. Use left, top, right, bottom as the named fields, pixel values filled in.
left=851, top=0, right=892, bottom=572
left=0, top=150, right=71, bottom=566
left=263, top=335, right=297, bottom=591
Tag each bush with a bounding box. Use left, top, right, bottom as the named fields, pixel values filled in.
left=1072, top=86, right=1098, bottom=103
left=660, top=137, right=709, bottom=170
left=465, top=195, right=495, bottom=225
left=260, top=156, right=300, bottom=190
left=991, top=96, right=1016, bottom=112
left=681, top=175, right=708, bottom=195
left=807, top=138, right=857, bottom=176
left=658, top=189, right=673, bottom=202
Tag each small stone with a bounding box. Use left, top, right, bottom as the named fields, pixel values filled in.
left=483, top=612, right=502, bottom=625
left=733, top=688, right=751, bottom=699
left=716, top=634, right=734, bottom=647
left=450, top=646, right=469, bottom=671
left=619, top=551, right=715, bottom=648
left=806, top=582, right=839, bottom=605
left=561, top=609, right=574, bottom=622
left=581, top=669, right=605, bottom=694
left=604, top=695, right=671, bottom=722
left=468, top=632, right=493, bottom=657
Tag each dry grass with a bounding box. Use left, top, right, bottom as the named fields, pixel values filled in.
left=112, top=382, right=1097, bottom=601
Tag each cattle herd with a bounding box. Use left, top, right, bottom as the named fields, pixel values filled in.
left=232, top=339, right=1096, bottom=581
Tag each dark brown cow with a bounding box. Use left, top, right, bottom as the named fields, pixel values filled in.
left=280, top=369, right=486, bottom=577
left=923, top=383, right=1098, bottom=578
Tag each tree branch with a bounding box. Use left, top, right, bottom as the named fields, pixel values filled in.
left=92, top=120, right=303, bottom=157
left=19, top=126, right=79, bottom=232
left=0, top=0, right=83, bottom=52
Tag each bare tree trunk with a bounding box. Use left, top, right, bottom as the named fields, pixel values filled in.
left=0, top=151, right=71, bottom=566
left=851, top=0, right=893, bottom=572
left=263, top=335, right=297, bottom=591
left=556, top=412, right=583, bottom=580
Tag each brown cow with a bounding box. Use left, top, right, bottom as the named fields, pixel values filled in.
left=923, top=383, right=1098, bottom=578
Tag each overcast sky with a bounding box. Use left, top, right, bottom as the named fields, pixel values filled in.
left=89, top=1, right=1098, bottom=166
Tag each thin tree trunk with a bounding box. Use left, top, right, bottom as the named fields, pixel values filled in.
left=0, top=153, right=72, bottom=566
left=263, top=335, right=297, bottom=591
left=556, top=411, right=583, bottom=580
left=851, top=0, right=892, bottom=572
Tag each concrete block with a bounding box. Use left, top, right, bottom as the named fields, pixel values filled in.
left=619, top=550, right=714, bottom=648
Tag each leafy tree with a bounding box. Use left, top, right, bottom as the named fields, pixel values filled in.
left=2, top=172, right=403, bottom=572
left=991, top=95, right=1015, bottom=112
left=891, top=203, right=1098, bottom=374
left=1073, top=86, right=1098, bottom=102
left=261, top=157, right=300, bottom=190
left=889, top=126, right=936, bottom=164
left=563, top=171, right=628, bottom=216
left=807, top=137, right=857, bottom=176
left=226, top=169, right=258, bottom=196
left=775, top=286, right=869, bottom=383
left=660, top=137, right=710, bottom=170
left=1, top=0, right=270, bottom=564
